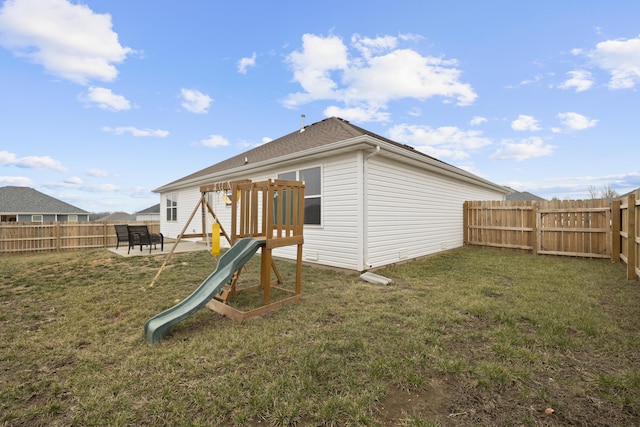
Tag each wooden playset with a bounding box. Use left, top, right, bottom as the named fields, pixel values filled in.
left=150, top=178, right=305, bottom=322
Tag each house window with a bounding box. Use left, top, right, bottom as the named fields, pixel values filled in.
left=278, top=166, right=321, bottom=225
left=31, top=215, right=43, bottom=223
left=166, top=193, right=178, bottom=222
left=68, top=214, right=78, bottom=222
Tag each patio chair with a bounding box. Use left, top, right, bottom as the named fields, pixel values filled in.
left=126, top=225, right=164, bottom=254
left=114, top=224, right=130, bottom=250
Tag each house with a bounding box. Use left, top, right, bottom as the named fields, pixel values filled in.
left=154, top=117, right=509, bottom=271
left=135, top=203, right=160, bottom=222
left=95, top=212, right=136, bottom=222
left=504, top=187, right=546, bottom=202
left=0, top=186, right=89, bottom=222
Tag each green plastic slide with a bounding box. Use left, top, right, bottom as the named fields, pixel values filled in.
left=144, top=238, right=265, bottom=344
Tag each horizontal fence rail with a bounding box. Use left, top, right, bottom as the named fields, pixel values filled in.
left=464, top=190, right=639, bottom=281
left=0, top=221, right=160, bottom=254
left=537, top=200, right=611, bottom=258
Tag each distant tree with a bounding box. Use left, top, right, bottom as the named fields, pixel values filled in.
left=600, top=183, right=619, bottom=200
left=588, top=185, right=598, bottom=199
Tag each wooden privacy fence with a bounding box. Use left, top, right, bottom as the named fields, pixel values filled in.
left=0, top=221, right=160, bottom=254
left=615, top=191, right=639, bottom=280
left=464, top=190, right=639, bottom=280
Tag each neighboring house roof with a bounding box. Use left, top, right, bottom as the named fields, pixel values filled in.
left=0, top=186, right=88, bottom=214
left=96, top=212, right=135, bottom=222
left=155, top=117, right=509, bottom=194
left=136, top=203, right=160, bottom=214
left=619, top=188, right=639, bottom=198
left=504, top=187, right=546, bottom=202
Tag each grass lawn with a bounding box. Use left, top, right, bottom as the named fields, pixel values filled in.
left=1, top=246, right=639, bottom=426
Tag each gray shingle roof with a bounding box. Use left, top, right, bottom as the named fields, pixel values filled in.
left=136, top=203, right=160, bottom=214
left=157, top=117, right=448, bottom=190
left=0, top=186, right=88, bottom=214
left=504, top=187, right=546, bottom=201
left=96, top=212, right=135, bottom=222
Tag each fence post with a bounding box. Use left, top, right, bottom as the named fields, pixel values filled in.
left=531, top=202, right=538, bottom=255
left=611, top=199, right=621, bottom=263
left=463, top=201, right=468, bottom=246
left=627, top=193, right=636, bottom=280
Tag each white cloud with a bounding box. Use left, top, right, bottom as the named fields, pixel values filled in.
left=585, top=36, right=640, bottom=89
left=47, top=180, right=119, bottom=192
left=518, top=74, right=543, bottom=86
left=86, top=168, right=109, bottom=177
left=80, top=87, right=131, bottom=111
left=470, top=116, right=487, bottom=126
left=0, top=0, right=134, bottom=84
left=388, top=124, right=492, bottom=160
left=198, top=134, right=229, bottom=148
left=346, top=49, right=477, bottom=105
left=64, top=176, right=83, bottom=185
left=558, top=70, right=593, bottom=92
left=324, top=105, right=391, bottom=123
left=282, top=33, right=477, bottom=116
left=0, top=150, right=67, bottom=171
left=351, top=34, right=398, bottom=59
left=180, top=88, right=212, bottom=114
left=555, top=112, right=598, bottom=132
left=511, top=115, right=541, bottom=131
left=491, top=137, right=554, bottom=161
left=17, top=156, right=67, bottom=171
left=407, top=107, right=422, bottom=117
left=238, top=52, right=256, bottom=74
left=0, top=150, right=15, bottom=164
left=95, top=183, right=119, bottom=191
left=0, top=176, right=32, bottom=186
left=283, top=34, right=349, bottom=107
left=101, top=126, right=169, bottom=137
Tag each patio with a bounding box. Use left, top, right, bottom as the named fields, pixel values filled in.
left=107, top=239, right=211, bottom=257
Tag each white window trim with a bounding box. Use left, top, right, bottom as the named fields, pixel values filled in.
left=278, top=165, right=323, bottom=227
left=166, top=192, right=178, bottom=222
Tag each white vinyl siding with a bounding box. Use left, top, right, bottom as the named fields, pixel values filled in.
left=161, top=188, right=200, bottom=240
left=274, top=153, right=361, bottom=270
left=365, top=156, right=504, bottom=268
left=158, top=144, right=506, bottom=271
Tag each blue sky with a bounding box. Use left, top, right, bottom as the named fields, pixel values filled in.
left=1, top=0, right=639, bottom=213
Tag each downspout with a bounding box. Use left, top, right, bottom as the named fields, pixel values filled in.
left=362, top=146, right=380, bottom=270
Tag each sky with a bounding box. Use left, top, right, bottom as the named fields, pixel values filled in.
left=1, top=0, right=639, bottom=214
